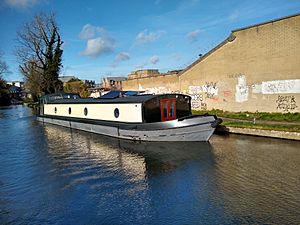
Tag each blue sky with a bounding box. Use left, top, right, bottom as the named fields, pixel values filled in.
left=1, top=0, right=300, bottom=83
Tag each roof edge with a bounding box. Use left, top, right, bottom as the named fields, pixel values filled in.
left=178, top=34, right=234, bottom=77
left=232, top=12, right=300, bottom=33
left=178, top=12, right=300, bottom=77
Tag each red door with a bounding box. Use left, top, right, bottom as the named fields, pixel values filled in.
left=160, top=99, right=177, bottom=121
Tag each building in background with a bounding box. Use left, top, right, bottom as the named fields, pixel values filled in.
left=6, top=81, right=25, bottom=103
left=122, top=13, right=300, bottom=113
left=87, top=83, right=103, bottom=98
left=6, top=81, right=24, bottom=88
left=101, top=76, right=127, bottom=91
left=128, top=69, right=160, bottom=79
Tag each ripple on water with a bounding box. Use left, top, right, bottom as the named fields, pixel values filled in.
left=1, top=106, right=300, bottom=224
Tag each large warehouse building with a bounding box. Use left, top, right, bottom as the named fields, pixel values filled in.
left=123, top=13, right=300, bottom=113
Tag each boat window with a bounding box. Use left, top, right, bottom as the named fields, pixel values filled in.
left=84, top=107, right=88, bottom=116
left=114, top=108, right=120, bottom=118
left=68, top=107, right=71, bottom=115
left=163, top=103, right=168, bottom=118
left=160, top=98, right=177, bottom=121
left=170, top=102, right=174, bottom=117
left=54, top=107, right=57, bottom=114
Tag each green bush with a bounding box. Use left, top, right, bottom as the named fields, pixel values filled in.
left=193, top=109, right=300, bottom=122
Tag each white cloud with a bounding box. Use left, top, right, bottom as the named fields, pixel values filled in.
left=79, top=24, right=115, bottom=58
left=150, top=55, right=160, bottom=65
left=135, top=29, right=165, bottom=45
left=79, top=24, right=105, bottom=40
left=81, top=37, right=114, bottom=58
left=4, top=0, right=38, bottom=9
left=186, top=29, right=201, bottom=42
left=115, top=52, right=130, bottom=62
left=135, top=55, right=160, bottom=69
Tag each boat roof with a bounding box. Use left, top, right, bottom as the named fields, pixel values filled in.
left=42, top=92, right=189, bottom=104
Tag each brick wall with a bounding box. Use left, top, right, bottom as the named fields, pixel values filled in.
left=122, top=14, right=300, bottom=113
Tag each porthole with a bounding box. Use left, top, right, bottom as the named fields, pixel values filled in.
left=54, top=107, right=57, bottom=114
left=68, top=107, right=72, bottom=115
left=114, top=108, right=120, bottom=118
left=84, top=107, right=88, bottom=116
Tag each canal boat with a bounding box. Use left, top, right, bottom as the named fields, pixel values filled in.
left=37, top=91, right=222, bottom=142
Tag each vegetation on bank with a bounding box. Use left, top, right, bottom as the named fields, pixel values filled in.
left=193, top=109, right=300, bottom=122
left=64, top=78, right=89, bottom=98
left=193, top=109, right=300, bottom=132
left=222, top=121, right=300, bottom=133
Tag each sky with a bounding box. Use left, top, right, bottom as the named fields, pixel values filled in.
left=1, top=0, right=300, bottom=83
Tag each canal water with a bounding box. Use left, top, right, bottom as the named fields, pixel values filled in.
left=1, top=106, right=300, bottom=225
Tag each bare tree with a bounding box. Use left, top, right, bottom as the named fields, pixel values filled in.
left=22, top=61, right=43, bottom=101
left=16, top=12, right=63, bottom=96
left=0, top=51, right=10, bottom=79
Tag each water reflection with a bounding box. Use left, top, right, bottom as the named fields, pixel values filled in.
left=41, top=124, right=217, bottom=224
left=1, top=105, right=300, bottom=224
left=44, top=124, right=214, bottom=184
left=211, top=135, right=300, bottom=224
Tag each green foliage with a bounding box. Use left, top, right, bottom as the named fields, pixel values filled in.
left=68, top=78, right=81, bottom=82
left=222, top=121, right=300, bottom=133
left=193, top=109, right=300, bottom=122
left=42, top=26, right=63, bottom=94
left=64, top=80, right=89, bottom=98
left=17, top=13, right=63, bottom=97
left=0, top=78, right=8, bottom=94
left=0, top=78, right=10, bottom=106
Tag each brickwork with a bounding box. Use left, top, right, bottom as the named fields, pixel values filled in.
left=124, top=73, right=179, bottom=94
left=122, top=14, right=300, bottom=113
left=128, top=69, right=160, bottom=79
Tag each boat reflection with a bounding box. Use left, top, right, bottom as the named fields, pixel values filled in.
left=42, top=124, right=214, bottom=183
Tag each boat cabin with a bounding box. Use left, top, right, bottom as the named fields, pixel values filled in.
left=39, top=91, right=192, bottom=123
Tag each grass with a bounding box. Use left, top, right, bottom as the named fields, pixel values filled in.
left=222, top=121, right=300, bottom=133
left=193, top=109, right=300, bottom=122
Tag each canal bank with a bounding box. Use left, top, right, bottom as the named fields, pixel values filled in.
left=221, top=126, right=300, bottom=141
left=218, top=117, right=300, bottom=141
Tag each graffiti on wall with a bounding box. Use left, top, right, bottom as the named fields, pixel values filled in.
left=188, top=83, right=218, bottom=97
left=223, top=90, right=232, bottom=97
left=191, top=101, right=207, bottom=110
left=138, top=84, right=208, bottom=109
left=235, top=75, right=249, bottom=102
left=203, top=82, right=218, bottom=98
left=276, top=95, right=298, bottom=112
left=188, top=85, right=200, bottom=93
left=262, top=79, right=300, bottom=94
left=188, top=83, right=218, bottom=109
left=134, top=77, right=299, bottom=112
left=189, top=93, right=207, bottom=110
left=138, top=84, right=171, bottom=94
